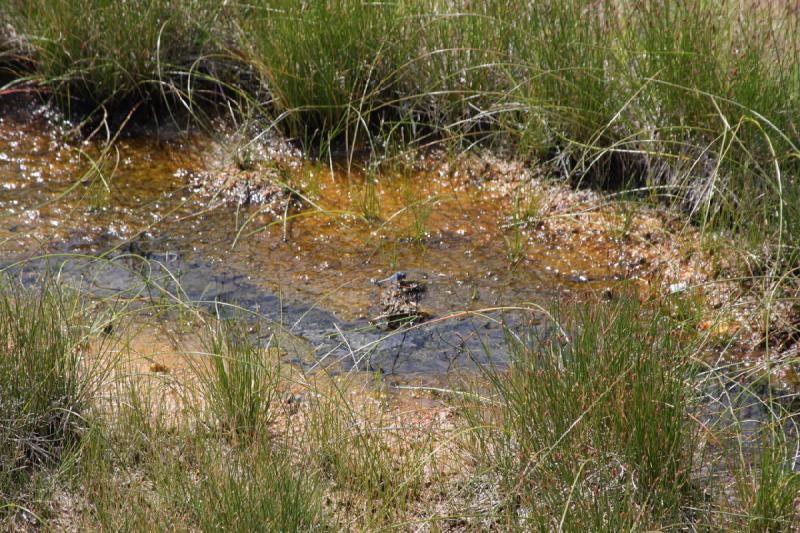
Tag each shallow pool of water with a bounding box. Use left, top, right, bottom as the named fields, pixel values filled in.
left=0, top=101, right=641, bottom=375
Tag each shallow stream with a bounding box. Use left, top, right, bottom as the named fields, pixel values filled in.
left=0, top=100, right=632, bottom=377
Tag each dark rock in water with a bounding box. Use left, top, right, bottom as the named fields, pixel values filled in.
left=373, top=273, right=428, bottom=329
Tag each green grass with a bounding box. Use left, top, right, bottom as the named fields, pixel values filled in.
left=0, top=276, right=111, bottom=523
left=73, top=376, right=326, bottom=532
left=193, top=316, right=280, bottom=444
left=738, top=430, right=800, bottom=532
left=302, top=380, right=435, bottom=527
left=455, top=293, right=800, bottom=530
left=0, top=279, right=797, bottom=530
left=237, top=0, right=405, bottom=142
left=1, top=0, right=224, bottom=111
left=2, top=1, right=800, bottom=528
left=190, top=443, right=326, bottom=532
left=460, top=294, right=699, bottom=529
left=704, top=374, right=800, bottom=531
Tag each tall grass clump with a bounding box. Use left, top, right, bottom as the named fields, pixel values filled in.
left=0, top=277, right=104, bottom=503
left=230, top=1, right=799, bottom=261
left=606, top=1, right=800, bottom=256
left=490, top=1, right=615, bottom=149
left=2, top=0, right=224, bottom=111
left=387, top=3, right=522, bottom=141
left=462, top=294, right=698, bottom=529
left=193, top=316, right=280, bottom=443
left=237, top=1, right=405, bottom=142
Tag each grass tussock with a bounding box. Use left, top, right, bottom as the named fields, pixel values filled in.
left=1, top=0, right=223, bottom=110
left=238, top=0, right=404, bottom=141
left=0, top=277, right=110, bottom=518
left=193, top=316, right=280, bottom=444
left=460, top=294, right=699, bottom=529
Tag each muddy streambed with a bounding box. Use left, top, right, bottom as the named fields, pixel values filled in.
left=0, top=105, right=664, bottom=378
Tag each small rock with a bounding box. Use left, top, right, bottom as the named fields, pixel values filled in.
left=669, top=281, right=688, bottom=294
